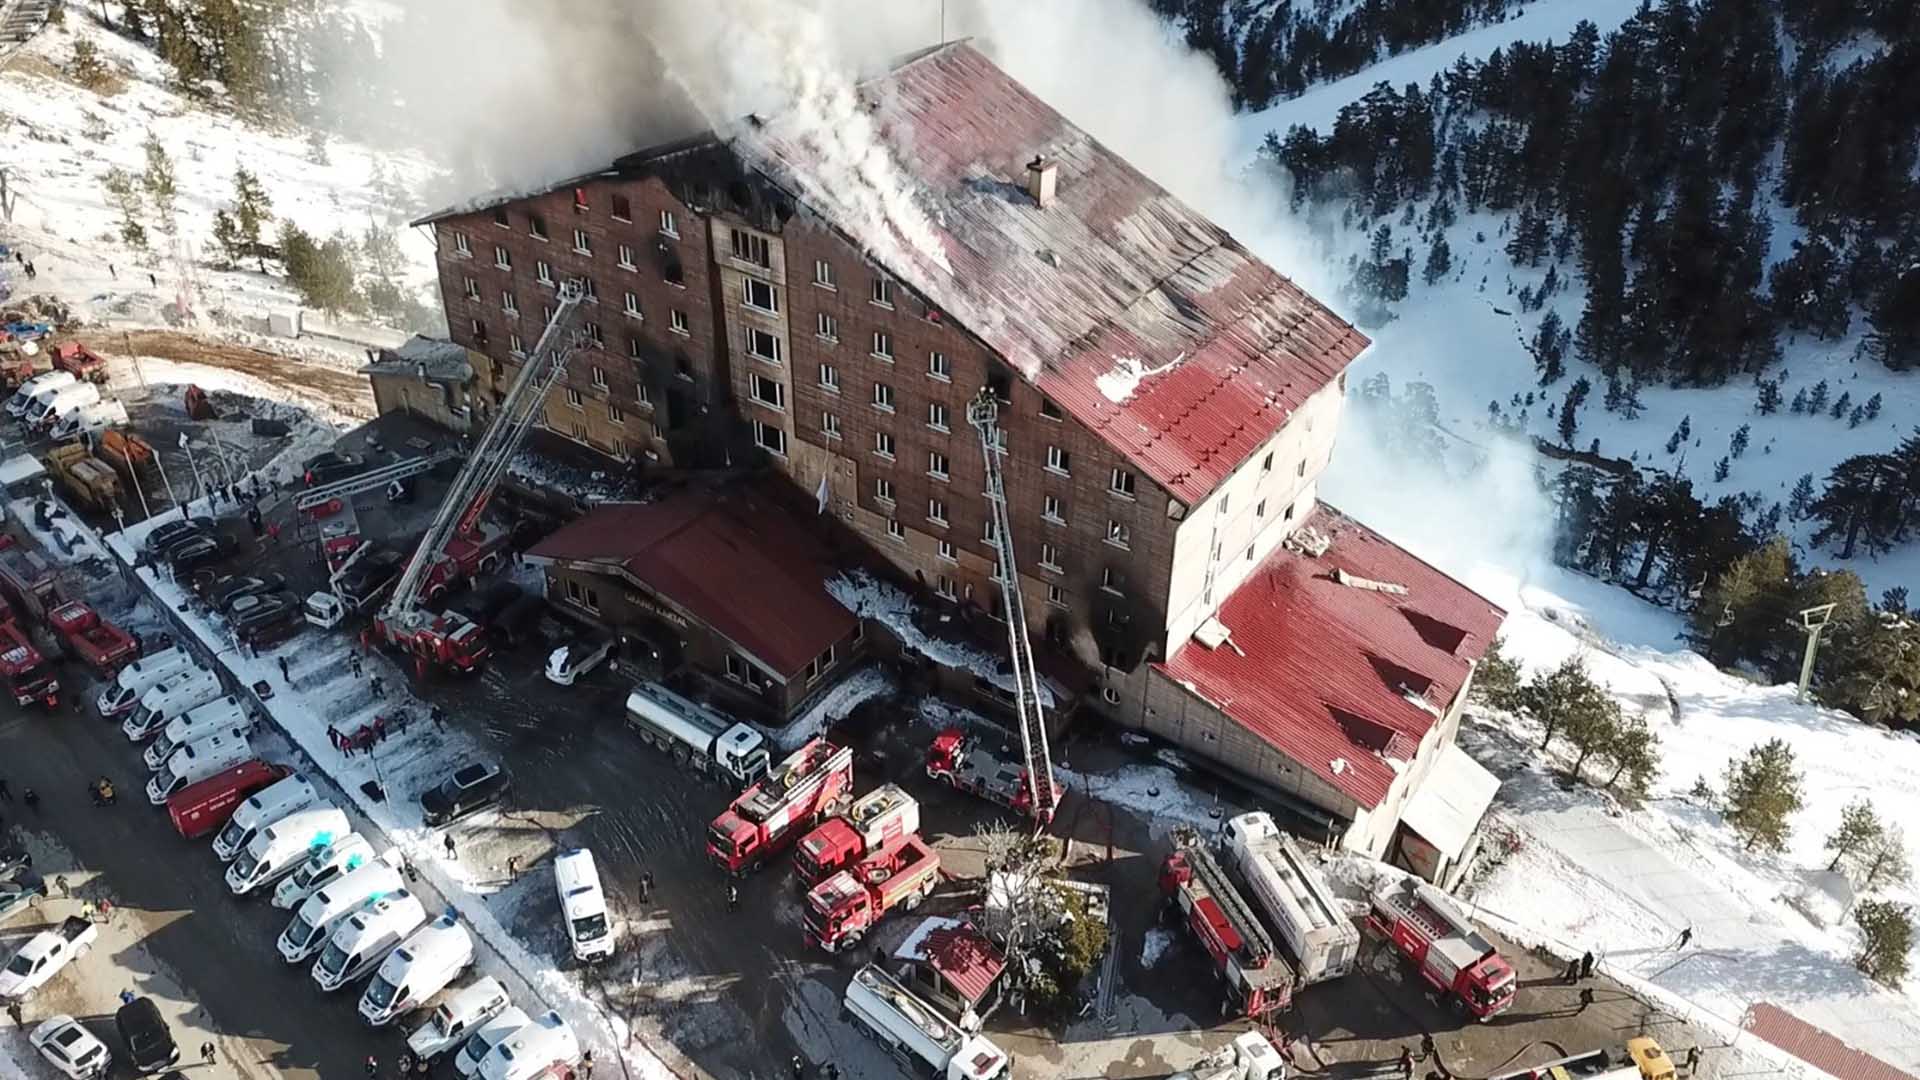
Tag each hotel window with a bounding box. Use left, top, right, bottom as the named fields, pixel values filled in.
left=1101, top=568, right=1125, bottom=596
left=873, top=431, right=895, bottom=459
left=492, top=208, right=509, bottom=229
left=927, top=450, right=949, bottom=481
left=750, top=373, right=785, bottom=410
left=875, top=477, right=894, bottom=503
left=747, top=328, right=782, bottom=364
left=730, top=228, right=770, bottom=268
left=611, top=194, right=632, bottom=221
left=927, top=402, right=949, bottom=431
left=584, top=322, right=604, bottom=347
left=817, top=312, right=838, bottom=341
left=536, top=260, right=553, bottom=285
left=451, top=231, right=471, bottom=256
left=1110, top=468, right=1137, bottom=498
left=564, top=387, right=584, bottom=410
left=508, top=332, right=524, bottom=355
left=938, top=540, right=957, bottom=562
left=659, top=209, right=678, bottom=236
left=623, top=291, right=643, bottom=319
left=870, top=277, right=893, bottom=307
left=888, top=519, right=906, bottom=542
left=936, top=575, right=957, bottom=600
left=752, top=420, right=786, bottom=456
left=928, top=498, right=948, bottom=526
left=528, top=215, right=548, bottom=241
left=501, top=291, right=518, bottom=315
left=1042, top=494, right=1064, bottom=523
left=1048, top=585, right=1068, bottom=608
left=591, top=365, right=607, bottom=388
left=493, top=246, right=511, bottom=270
left=670, top=310, right=690, bottom=335
left=1039, top=543, right=1062, bottom=572
left=1256, top=499, right=1267, bottom=519
left=1106, top=520, right=1130, bottom=549
left=627, top=335, right=644, bottom=360
left=1045, top=445, right=1070, bottom=475
left=872, top=331, right=893, bottom=361
left=1262, top=452, right=1275, bottom=474
left=743, top=277, right=780, bottom=314
left=617, top=243, right=636, bottom=270
left=818, top=363, right=840, bottom=392
left=579, top=277, right=598, bottom=302
left=608, top=403, right=625, bottom=426
left=462, top=276, right=479, bottom=300
left=928, top=351, right=950, bottom=381
left=814, top=260, right=836, bottom=289
left=822, top=412, right=841, bottom=439
left=872, top=382, right=895, bottom=412
left=1040, top=397, right=1063, bottom=420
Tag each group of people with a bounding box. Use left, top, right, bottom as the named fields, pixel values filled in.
left=88, top=775, right=116, bottom=806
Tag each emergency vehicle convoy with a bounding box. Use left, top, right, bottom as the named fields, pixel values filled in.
left=708, top=738, right=855, bottom=874
left=1159, top=827, right=1296, bottom=1018
left=793, top=784, right=921, bottom=889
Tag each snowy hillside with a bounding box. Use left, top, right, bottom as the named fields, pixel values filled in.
left=0, top=9, right=441, bottom=339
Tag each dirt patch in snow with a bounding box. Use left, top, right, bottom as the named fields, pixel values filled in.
left=104, top=329, right=375, bottom=413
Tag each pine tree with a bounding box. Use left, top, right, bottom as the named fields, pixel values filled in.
left=1558, top=389, right=1580, bottom=446
left=1562, top=679, right=1626, bottom=781
left=1600, top=714, right=1659, bottom=798
left=1721, top=738, right=1804, bottom=852
left=1621, top=381, right=1646, bottom=420
left=1713, top=456, right=1731, bottom=482
left=1789, top=473, right=1816, bottom=520
left=1822, top=612, right=1920, bottom=728
left=1422, top=235, right=1452, bottom=287
left=140, top=133, right=178, bottom=236
left=1850, top=405, right=1866, bottom=428
left=1853, top=900, right=1912, bottom=988
left=1809, top=454, right=1905, bottom=558
left=100, top=167, right=147, bottom=251
left=68, top=38, right=109, bottom=90
left=1852, top=826, right=1913, bottom=894
left=307, top=130, right=329, bottom=166
left=1731, top=423, right=1751, bottom=458
left=1678, top=415, right=1692, bottom=443
left=1469, top=636, right=1524, bottom=712
left=1809, top=379, right=1830, bottom=413
left=1756, top=379, right=1781, bottom=415
left=231, top=167, right=273, bottom=266
left=1791, top=388, right=1809, bottom=414
left=1522, top=656, right=1606, bottom=754
left=211, top=210, right=244, bottom=268
left=1533, top=310, right=1570, bottom=386
left=1666, top=427, right=1685, bottom=455
left=1692, top=537, right=1798, bottom=667
left=1827, top=799, right=1884, bottom=872
left=1865, top=392, right=1882, bottom=421
left=1830, top=390, right=1852, bottom=420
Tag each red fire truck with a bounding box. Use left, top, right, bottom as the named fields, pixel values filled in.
left=1366, top=877, right=1516, bottom=1019
left=1158, top=829, right=1295, bottom=1019
left=804, top=835, right=940, bottom=953
left=0, top=621, right=58, bottom=707
left=708, top=739, right=855, bottom=874
left=925, top=727, right=1063, bottom=820
left=792, top=783, right=920, bottom=890
left=47, top=600, right=139, bottom=676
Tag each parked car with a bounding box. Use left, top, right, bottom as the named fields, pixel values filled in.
left=421, top=762, right=509, bottom=827
left=0, top=872, right=46, bottom=925
left=141, top=518, right=211, bottom=559
left=167, top=535, right=233, bottom=575
left=229, top=593, right=297, bottom=631
left=304, top=451, right=365, bottom=486
left=114, top=996, right=179, bottom=1073
left=207, top=574, right=287, bottom=612
left=148, top=527, right=214, bottom=566
left=0, top=844, right=30, bottom=879
left=545, top=634, right=615, bottom=687
left=29, top=1016, right=111, bottom=1079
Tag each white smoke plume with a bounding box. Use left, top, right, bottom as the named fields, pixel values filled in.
left=348, top=0, right=1550, bottom=583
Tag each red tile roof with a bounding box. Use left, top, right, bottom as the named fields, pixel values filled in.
left=1745, top=1004, right=1917, bottom=1080
left=1154, top=504, right=1506, bottom=809
left=922, top=924, right=1006, bottom=1006
left=738, top=43, right=1370, bottom=506
left=528, top=490, right=855, bottom=680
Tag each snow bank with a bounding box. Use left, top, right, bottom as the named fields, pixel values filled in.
left=1056, top=761, right=1239, bottom=839
left=826, top=570, right=1055, bottom=707
left=776, top=663, right=895, bottom=750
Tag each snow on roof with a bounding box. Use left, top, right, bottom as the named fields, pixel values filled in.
left=362, top=336, right=472, bottom=382
left=1156, top=503, right=1506, bottom=809
left=1397, top=742, right=1500, bottom=859
left=1744, top=1003, right=1919, bottom=1080
left=737, top=42, right=1369, bottom=506
left=528, top=488, right=855, bottom=680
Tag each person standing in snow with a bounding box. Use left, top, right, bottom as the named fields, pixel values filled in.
left=1580, top=951, right=1595, bottom=979
left=443, top=834, right=456, bottom=860
left=1676, top=926, right=1693, bottom=949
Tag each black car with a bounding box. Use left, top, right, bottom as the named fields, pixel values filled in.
left=115, top=996, right=180, bottom=1073
left=140, top=517, right=210, bottom=558
left=230, top=593, right=297, bottom=633
left=0, top=872, right=45, bottom=926
left=0, top=844, right=30, bottom=880
left=304, top=451, right=365, bottom=487
left=421, top=762, right=509, bottom=826
left=149, top=526, right=214, bottom=566
left=167, top=535, right=230, bottom=575
left=208, top=574, right=287, bottom=612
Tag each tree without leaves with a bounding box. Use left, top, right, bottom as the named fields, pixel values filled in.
left=1853, top=900, right=1912, bottom=988
left=1721, top=739, right=1805, bottom=852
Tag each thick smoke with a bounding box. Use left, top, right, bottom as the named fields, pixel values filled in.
left=352, top=0, right=1549, bottom=586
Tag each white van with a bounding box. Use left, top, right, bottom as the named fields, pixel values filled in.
left=122, top=667, right=221, bottom=741
left=225, top=806, right=350, bottom=896
left=311, top=891, right=428, bottom=992
left=8, top=371, right=75, bottom=418
left=359, top=914, right=475, bottom=1026
left=544, top=636, right=613, bottom=686
left=99, top=647, right=191, bottom=718
left=48, top=398, right=128, bottom=442
left=553, top=848, right=614, bottom=962
left=144, top=729, right=252, bottom=804
left=144, top=696, right=250, bottom=770
left=278, top=862, right=407, bottom=963
left=476, top=1010, right=579, bottom=1080
left=273, top=835, right=379, bottom=910
left=28, top=382, right=101, bottom=431
left=212, top=773, right=317, bottom=861
left=452, top=1007, right=529, bottom=1079
left=407, top=977, right=510, bottom=1064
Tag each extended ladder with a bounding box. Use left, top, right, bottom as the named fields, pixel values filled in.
left=968, top=389, right=1057, bottom=823
left=293, top=453, right=454, bottom=513
left=380, top=283, right=588, bottom=630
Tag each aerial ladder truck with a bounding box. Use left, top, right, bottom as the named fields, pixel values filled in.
left=924, top=390, right=1062, bottom=825
left=372, top=283, right=588, bottom=677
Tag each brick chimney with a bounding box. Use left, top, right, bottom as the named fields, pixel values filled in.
left=1026, top=156, right=1058, bottom=209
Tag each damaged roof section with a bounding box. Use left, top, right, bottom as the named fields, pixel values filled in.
left=1155, top=504, right=1507, bottom=809
left=736, top=41, right=1370, bottom=505
left=362, top=336, right=472, bottom=383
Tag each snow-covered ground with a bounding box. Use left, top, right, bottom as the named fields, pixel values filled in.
left=0, top=11, right=439, bottom=339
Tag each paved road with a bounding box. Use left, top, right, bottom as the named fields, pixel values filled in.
left=0, top=693, right=382, bottom=1078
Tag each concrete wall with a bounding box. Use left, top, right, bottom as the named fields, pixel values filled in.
left=368, top=372, right=474, bottom=434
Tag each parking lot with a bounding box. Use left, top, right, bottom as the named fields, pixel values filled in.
left=2, top=404, right=1743, bottom=1080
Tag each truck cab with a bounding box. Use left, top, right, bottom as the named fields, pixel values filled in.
left=804, top=836, right=939, bottom=953
left=0, top=625, right=58, bottom=707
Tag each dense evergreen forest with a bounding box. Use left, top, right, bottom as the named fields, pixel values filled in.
left=1191, top=0, right=1920, bottom=725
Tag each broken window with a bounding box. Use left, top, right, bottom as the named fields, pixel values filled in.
left=529, top=215, right=548, bottom=240
left=730, top=228, right=771, bottom=268
left=611, top=194, right=632, bottom=221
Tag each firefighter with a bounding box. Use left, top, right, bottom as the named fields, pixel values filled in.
left=726, top=883, right=739, bottom=912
